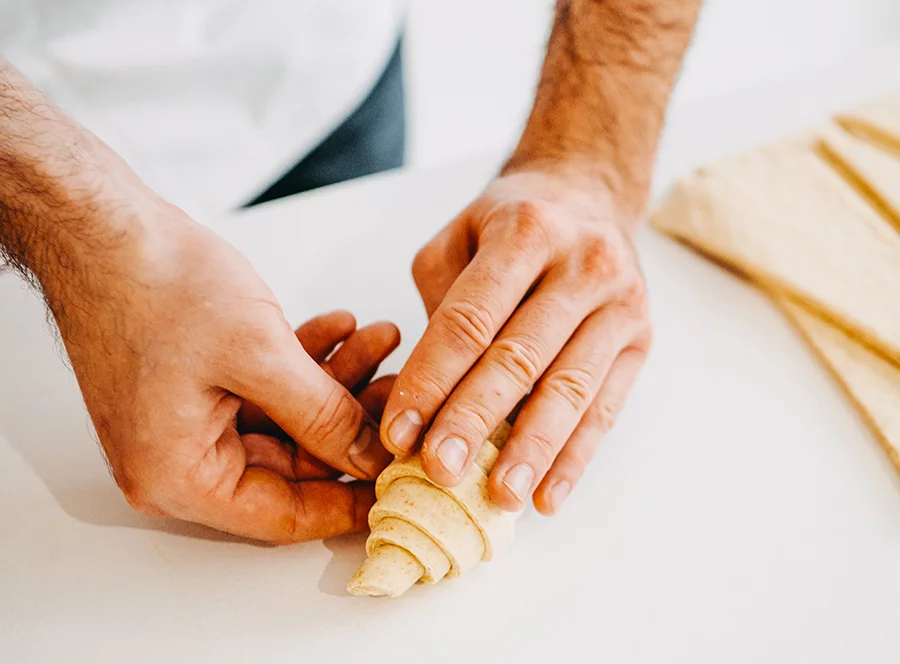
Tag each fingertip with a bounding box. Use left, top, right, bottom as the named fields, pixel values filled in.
left=328, top=309, right=357, bottom=331
left=420, top=441, right=466, bottom=488
left=348, top=419, right=393, bottom=480
left=487, top=475, right=527, bottom=512
left=302, top=309, right=356, bottom=334
left=362, top=321, right=402, bottom=356
left=379, top=420, right=409, bottom=458
left=533, top=476, right=572, bottom=516
left=379, top=427, right=402, bottom=457
left=532, top=485, right=558, bottom=516
left=328, top=311, right=358, bottom=343
left=294, top=310, right=357, bottom=362
left=380, top=404, right=424, bottom=457
left=375, top=320, right=401, bottom=346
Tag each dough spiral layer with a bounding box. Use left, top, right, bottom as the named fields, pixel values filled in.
left=347, top=422, right=519, bottom=597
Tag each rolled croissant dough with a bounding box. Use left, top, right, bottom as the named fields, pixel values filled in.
left=347, top=422, right=520, bottom=597
left=652, top=94, right=900, bottom=477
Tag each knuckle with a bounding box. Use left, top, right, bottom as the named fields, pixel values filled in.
left=572, top=234, right=626, bottom=284
left=639, top=326, right=655, bottom=352
left=239, top=322, right=289, bottom=375
left=411, top=245, right=438, bottom=281
left=450, top=400, right=495, bottom=438
left=628, top=327, right=654, bottom=359
left=623, top=280, right=650, bottom=317
left=438, top=298, right=496, bottom=354
left=243, top=314, right=284, bottom=349
left=523, top=430, right=558, bottom=469
left=564, top=447, right=591, bottom=479
left=508, top=202, right=551, bottom=252
left=542, top=367, right=596, bottom=412
left=406, top=362, right=456, bottom=403
left=592, top=399, right=622, bottom=434
left=302, top=386, right=360, bottom=445
left=491, top=335, right=545, bottom=389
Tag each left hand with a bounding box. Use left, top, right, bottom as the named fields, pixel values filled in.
left=238, top=310, right=400, bottom=484
left=380, top=170, right=652, bottom=515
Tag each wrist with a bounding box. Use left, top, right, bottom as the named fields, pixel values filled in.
left=12, top=169, right=163, bottom=294
left=52, top=200, right=199, bottom=313
left=0, top=61, right=185, bottom=307
left=499, top=156, right=644, bottom=233
left=504, top=0, right=701, bottom=227
left=2, top=137, right=192, bottom=312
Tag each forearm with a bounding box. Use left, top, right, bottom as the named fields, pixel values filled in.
left=504, top=0, right=702, bottom=222
left=0, top=60, right=161, bottom=307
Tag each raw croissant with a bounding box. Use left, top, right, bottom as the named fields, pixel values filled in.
left=347, top=421, right=520, bottom=597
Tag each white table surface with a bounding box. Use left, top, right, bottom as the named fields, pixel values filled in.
left=3, top=45, right=900, bottom=664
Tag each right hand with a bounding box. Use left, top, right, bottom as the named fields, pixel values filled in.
left=49, top=201, right=399, bottom=543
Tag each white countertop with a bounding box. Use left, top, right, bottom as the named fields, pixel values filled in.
left=3, top=46, right=900, bottom=663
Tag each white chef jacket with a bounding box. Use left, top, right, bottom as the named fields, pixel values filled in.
left=0, top=0, right=406, bottom=220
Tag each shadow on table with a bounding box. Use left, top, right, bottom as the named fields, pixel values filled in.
left=319, top=532, right=369, bottom=597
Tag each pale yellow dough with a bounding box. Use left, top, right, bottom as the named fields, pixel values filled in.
left=777, top=299, right=900, bottom=475
left=835, top=94, right=900, bottom=157
left=651, top=96, right=900, bottom=478
left=652, top=129, right=900, bottom=365
left=819, top=124, right=900, bottom=233
left=347, top=421, right=521, bottom=597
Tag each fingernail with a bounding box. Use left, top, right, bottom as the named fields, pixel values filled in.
left=435, top=436, right=468, bottom=477
left=387, top=409, right=423, bottom=452
left=549, top=481, right=571, bottom=513
left=502, top=464, right=535, bottom=502
left=349, top=423, right=379, bottom=476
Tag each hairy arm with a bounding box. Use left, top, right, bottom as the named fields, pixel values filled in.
left=0, top=59, right=164, bottom=328
left=384, top=0, right=701, bottom=515
left=0, top=60, right=394, bottom=542
left=505, top=0, right=702, bottom=222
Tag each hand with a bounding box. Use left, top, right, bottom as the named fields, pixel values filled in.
left=381, top=170, right=651, bottom=515
left=54, top=204, right=399, bottom=543
left=238, top=311, right=400, bottom=482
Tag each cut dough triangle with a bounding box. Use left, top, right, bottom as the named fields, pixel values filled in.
left=777, top=298, right=900, bottom=476
left=819, top=125, right=900, bottom=233
left=835, top=94, right=900, bottom=156
left=652, top=132, right=900, bottom=366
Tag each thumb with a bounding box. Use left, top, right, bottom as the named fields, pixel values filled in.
left=227, top=329, right=393, bottom=480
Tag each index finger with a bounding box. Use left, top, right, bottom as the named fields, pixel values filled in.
left=381, top=208, right=549, bottom=461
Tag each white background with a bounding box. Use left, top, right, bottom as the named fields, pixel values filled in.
left=405, top=0, right=900, bottom=168
left=3, top=2, right=900, bottom=662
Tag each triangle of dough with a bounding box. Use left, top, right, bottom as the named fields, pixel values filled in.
left=652, top=132, right=900, bottom=366
left=777, top=298, right=900, bottom=476
left=835, top=94, right=900, bottom=156
left=819, top=125, right=900, bottom=233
